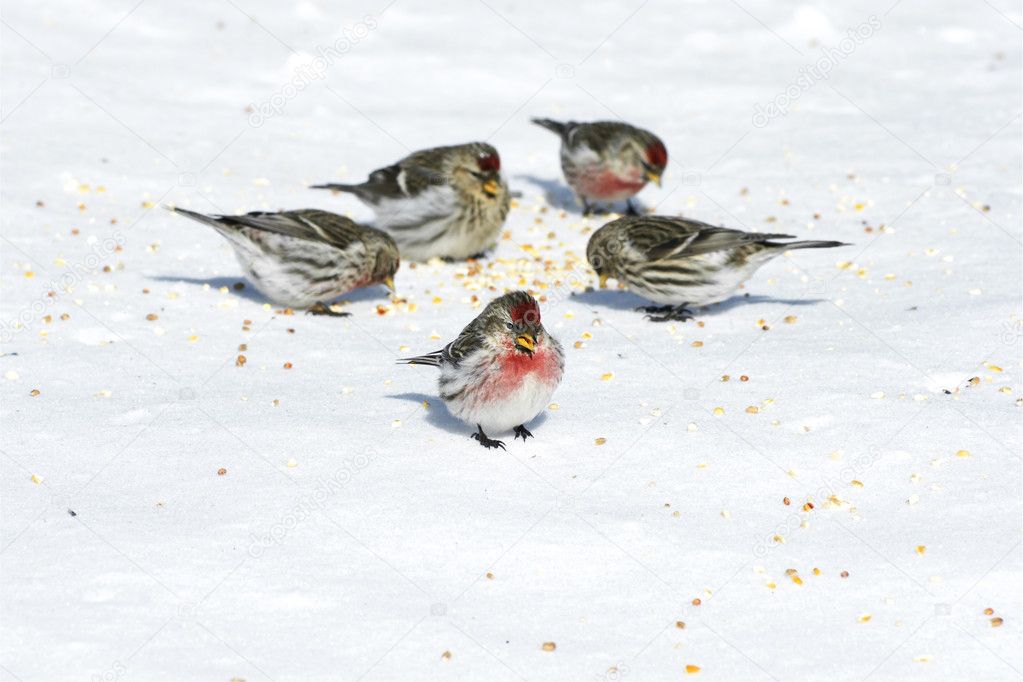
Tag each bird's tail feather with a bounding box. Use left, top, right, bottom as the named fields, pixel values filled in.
left=531, top=118, right=568, bottom=136
left=396, top=352, right=443, bottom=367
left=164, top=205, right=221, bottom=227
left=310, top=182, right=362, bottom=194
left=771, top=240, right=851, bottom=251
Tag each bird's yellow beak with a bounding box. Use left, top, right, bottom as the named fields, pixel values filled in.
left=645, top=170, right=662, bottom=187
left=599, top=274, right=609, bottom=289
left=482, top=179, right=500, bottom=196
left=384, top=277, right=396, bottom=293
left=515, top=332, right=536, bottom=354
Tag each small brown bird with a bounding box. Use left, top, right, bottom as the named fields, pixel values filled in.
left=398, top=291, right=565, bottom=449
left=587, top=215, right=849, bottom=321
left=168, top=207, right=398, bottom=315
left=532, top=118, right=667, bottom=215
left=312, top=142, right=510, bottom=262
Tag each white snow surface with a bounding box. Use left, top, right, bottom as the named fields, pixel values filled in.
left=2, top=1, right=1021, bottom=680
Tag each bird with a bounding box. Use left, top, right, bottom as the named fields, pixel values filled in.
left=587, top=215, right=849, bottom=321
left=531, top=118, right=667, bottom=216
left=311, top=142, right=510, bottom=262
left=397, top=291, right=565, bottom=449
left=167, top=207, right=399, bottom=316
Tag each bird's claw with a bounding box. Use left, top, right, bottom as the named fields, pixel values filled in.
left=306, top=302, right=351, bottom=317
left=513, top=425, right=533, bottom=441
left=472, top=425, right=506, bottom=450
left=637, top=305, right=695, bottom=323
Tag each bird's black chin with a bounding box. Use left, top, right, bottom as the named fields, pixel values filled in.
left=515, top=345, right=534, bottom=357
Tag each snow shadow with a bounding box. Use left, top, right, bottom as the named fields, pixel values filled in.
left=388, top=392, right=465, bottom=435
left=148, top=275, right=391, bottom=304
left=515, top=175, right=577, bottom=211
left=572, top=289, right=831, bottom=315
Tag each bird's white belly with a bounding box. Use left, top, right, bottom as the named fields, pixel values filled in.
left=226, top=234, right=361, bottom=307
left=630, top=258, right=763, bottom=307
left=390, top=215, right=495, bottom=262
left=447, top=371, right=557, bottom=434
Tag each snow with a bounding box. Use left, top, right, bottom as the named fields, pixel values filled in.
left=1, top=0, right=1021, bottom=680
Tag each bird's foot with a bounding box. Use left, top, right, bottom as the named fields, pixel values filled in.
left=638, top=304, right=695, bottom=322
left=306, top=302, right=350, bottom=317
left=513, top=424, right=533, bottom=441
left=471, top=425, right=506, bottom=450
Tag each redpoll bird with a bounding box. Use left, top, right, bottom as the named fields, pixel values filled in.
left=532, top=118, right=667, bottom=215
left=587, top=215, right=849, bottom=321
left=398, top=291, right=565, bottom=449
left=168, top=207, right=399, bottom=315
left=311, top=142, right=510, bottom=262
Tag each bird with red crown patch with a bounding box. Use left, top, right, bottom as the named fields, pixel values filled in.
left=312, top=142, right=510, bottom=262
left=398, top=291, right=565, bottom=449
left=532, top=118, right=667, bottom=216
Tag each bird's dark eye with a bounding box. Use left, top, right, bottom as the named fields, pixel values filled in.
left=477, top=152, right=500, bottom=173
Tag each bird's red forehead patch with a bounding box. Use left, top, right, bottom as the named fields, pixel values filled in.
left=646, top=141, right=667, bottom=168
left=509, top=299, right=540, bottom=324
left=477, top=151, right=500, bottom=172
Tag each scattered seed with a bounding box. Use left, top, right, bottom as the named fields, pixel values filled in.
left=542, top=642, right=556, bottom=652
